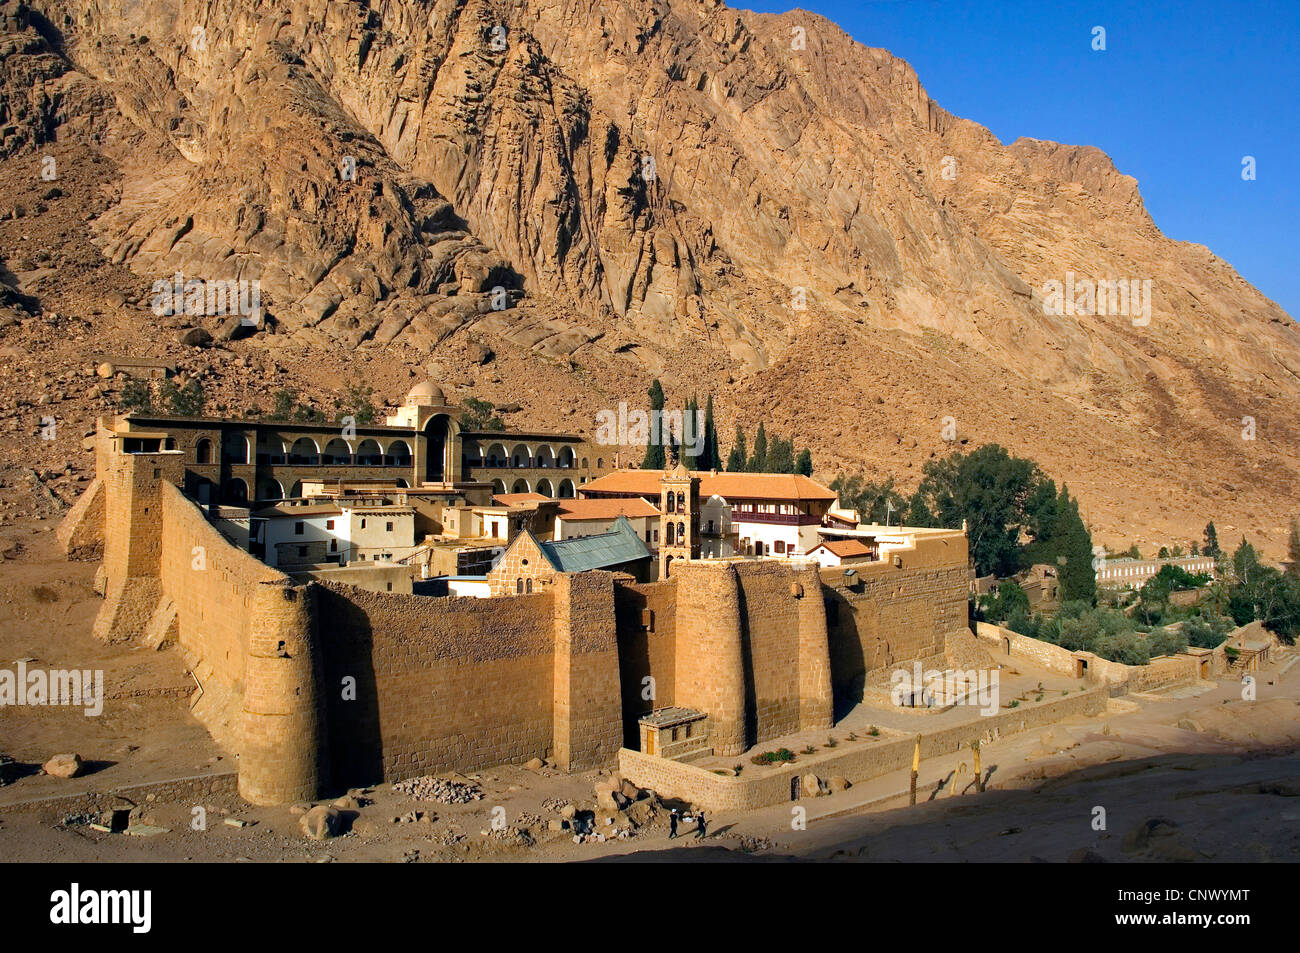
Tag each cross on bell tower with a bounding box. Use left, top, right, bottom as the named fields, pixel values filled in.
left=659, top=460, right=700, bottom=578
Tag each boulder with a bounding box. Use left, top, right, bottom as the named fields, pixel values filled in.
left=1122, top=817, right=1179, bottom=853
left=800, top=773, right=825, bottom=797
left=43, top=753, right=83, bottom=778
left=177, top=327, right=211, bottom=347
left=524, top=757, right=545, bottom=771
left=828, top=776, right=851, bottom=793
left=299, top=806, right=342, bottom=840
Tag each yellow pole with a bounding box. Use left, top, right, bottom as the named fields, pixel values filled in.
left=972, top=740, right=983, bottom=793
left=909, top=735, right=920, bottom=805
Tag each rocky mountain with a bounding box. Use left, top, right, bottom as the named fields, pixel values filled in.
left=1, top=0, right=1297, bottom=554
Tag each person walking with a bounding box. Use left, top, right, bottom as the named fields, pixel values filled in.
left=694, top=811, right=707, bottom=839
left=669, top=809, right=679, bottom=839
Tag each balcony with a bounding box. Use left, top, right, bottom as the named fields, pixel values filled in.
left=729, top=509, right=821, bottom=526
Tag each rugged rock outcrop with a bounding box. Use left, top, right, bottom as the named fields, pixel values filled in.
left=0, top=0, right=1297, bottom=551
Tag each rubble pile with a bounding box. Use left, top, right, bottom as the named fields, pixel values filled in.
left=391, top=776, right=484, bottom=804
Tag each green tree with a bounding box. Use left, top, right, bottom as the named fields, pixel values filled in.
left=337, top=381, right=377, bottom=426
left=830, top=474, right=906, bottom=525
left=460, top=397, right=504, bottom=431
left=905, top=489, right=934, bottom=527
left=1203, top=521, right=1221, bottom=559
left=795, top=448, right=812, bottom=477
left=643, top=380, right=665, bottom=469
left=979, top=580, right=1030, bottom=624
left=726, top=425, right=747, bottom=472
left=1052, top=486, right=1097, bottom=605
left=1288, top=518, right=1300, bottom=579
left=767, top=433, right=794, bottom=474
left=118, top=379, right=154, bottom=414
left=911, top=444, right=1041, bottom=577
left=703, top=395, right=722, bottom=471
left=159, top=378, right=204, bottom=417
left=748, top=422, right=768, bottom=473
left=270, top=389, right=297, bottom=421
left=684, top=396, right=701, bottom=469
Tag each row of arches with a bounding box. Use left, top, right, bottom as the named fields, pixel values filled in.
left=206, top=476, right=412, bottom=506
left=490, top=478, right=576, bottom=499
left=196, top=435, right=413, bottom=467
left=471, top=443, right=591, bottom=469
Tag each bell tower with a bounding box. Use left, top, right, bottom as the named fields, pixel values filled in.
left=658, top=460, right=700, bottom=578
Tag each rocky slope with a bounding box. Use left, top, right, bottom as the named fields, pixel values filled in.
left=0, top=0, right=1297, bottom=554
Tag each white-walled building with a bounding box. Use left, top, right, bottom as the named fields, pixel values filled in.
left=808, top=539, right=878, bottom=567
left=255, top=500, right=416, bottom=569
left=579, top=470, right=838, bottom=559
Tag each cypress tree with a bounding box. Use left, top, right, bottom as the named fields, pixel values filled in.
left=795, top=448, right=812, bottom=477
left=703, top=395, right=721, bottom=470
left=726, top=425, right=747, bottom=472
left=748, top=422, right=768, bottom=473
left=643, top=379, right=665, bottom=469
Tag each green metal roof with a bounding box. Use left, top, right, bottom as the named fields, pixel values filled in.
left=539, top=516, right=651, bottom=573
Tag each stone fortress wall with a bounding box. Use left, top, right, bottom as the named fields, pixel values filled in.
left=61, top=441, right=976, bottom=806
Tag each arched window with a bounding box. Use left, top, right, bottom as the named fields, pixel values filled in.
left=666, top=494, right=676, bottom=513
left=677, top=491, right=685, bottom=509
left=223, top=478, right=248, bottom=504
left=289, top=437, right=319, bottom=465
left=581, top=458, right=589, bottom=469
left=356, top=439, right=383, bottom=466
left=526, top=579, right=533, bottom=594
left=596, top=458, right=603, bottom=469
left=667, top=523, right=675, bottom=545
left=677, top=521, right=685, bottom=540
left=516, top=579, right=524, bottom=594
left=323, top=438, right=352, bottom=465
left=195, top=438, right=212, bottom=464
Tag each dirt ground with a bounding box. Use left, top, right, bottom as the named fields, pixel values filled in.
left=1, top=512, right=1297, bottom=863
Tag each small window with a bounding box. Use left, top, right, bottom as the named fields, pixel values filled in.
left=775, top=540, right=786, bottom=554
left=526, top=579, right=533, bottom=594
left=294, top=521, right=304, bottom=535
left=330, top=539, right=337, bottom=552
left=361, top=518, right=366, bottom=528
left=386, top=582, right=393, bottom=592
left=386, top=521, right=393, bottom=532
left=516, top=579, right=523, bottom=594
left=297, top=546, right=307, bottom=557
left=326, top=519, right=334, bottom=530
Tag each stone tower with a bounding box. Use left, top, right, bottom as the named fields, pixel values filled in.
left=658, top=461, right=700, bottom=578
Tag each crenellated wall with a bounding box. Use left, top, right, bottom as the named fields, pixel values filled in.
left=63, top=442, right=974, bottom=805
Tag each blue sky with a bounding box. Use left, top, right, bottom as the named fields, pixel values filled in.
left=740, top=0, right=1299, bottom=319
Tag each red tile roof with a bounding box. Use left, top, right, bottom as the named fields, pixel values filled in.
left=491, top=492, right=551, bottom=505
left=813, top=539, right=875, bottom=558
left=556, top=497, right=661, bottom=521
left=580, top=470, right=836, bottom=503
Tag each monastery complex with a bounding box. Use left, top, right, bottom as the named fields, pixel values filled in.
left=56, top=381, right=1016, bottom=806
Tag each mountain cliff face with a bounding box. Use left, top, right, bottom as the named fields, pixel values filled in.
left=1, top=0, right=1297, bottom=553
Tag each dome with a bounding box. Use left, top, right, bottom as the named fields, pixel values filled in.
left=406, top=379, right=446, bottom=405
